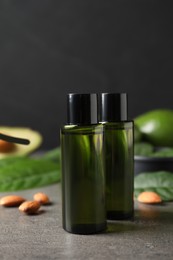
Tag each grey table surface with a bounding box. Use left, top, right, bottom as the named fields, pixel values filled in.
left=0, top=183, right=173, bottom=260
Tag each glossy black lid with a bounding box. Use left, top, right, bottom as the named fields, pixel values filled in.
left=67, top=93, right=98, bottom=125
left=100, top=93, right=128, bottom=122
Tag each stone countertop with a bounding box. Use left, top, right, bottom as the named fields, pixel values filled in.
left=0, top=184, right=173, bottom=260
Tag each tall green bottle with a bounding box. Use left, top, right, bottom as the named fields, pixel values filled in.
left=100, top=93, right=134, bottom=220
left=61, top=93, right=106, bottom=234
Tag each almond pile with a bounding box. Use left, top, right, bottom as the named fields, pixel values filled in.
left=0, top=192, right=51, bottom=215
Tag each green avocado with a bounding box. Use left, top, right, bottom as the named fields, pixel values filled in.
left=0, top=126, right=42, bottom=159
left=135, top=109, right=173, bottom=147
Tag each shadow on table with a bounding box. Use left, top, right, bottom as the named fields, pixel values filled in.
left=105, top=203, right=173, bottom=234
left=135, top=202, right=173, bottom=224
left=106, top=221, right=141, bottom=234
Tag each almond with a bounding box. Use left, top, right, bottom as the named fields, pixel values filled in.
left=19, top=201, right=40, bottom=214
left=137, top=191, right=162, bottom=204
left=0, top=195, right=25, bottom=207
left=33, top=192, right=50, bottom=205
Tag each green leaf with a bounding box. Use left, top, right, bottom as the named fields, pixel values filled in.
left=134, top=171, right=173, bottom=201
left=0, top=157, right=61, bottom=192
left=0, top=156, right=27, bottom=167
left=42, top=147, right=61, bottom=162
left=150, top=148, right=173, bottom=157
left=134, top=142, right=154, bottom=156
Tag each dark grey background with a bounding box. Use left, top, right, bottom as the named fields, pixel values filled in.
left=0, top=0, right=173, bottom=148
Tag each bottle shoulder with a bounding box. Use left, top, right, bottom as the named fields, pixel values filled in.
left=61, top=124, right=103, bottom=134
left=100, top=121, right=133, bottom=130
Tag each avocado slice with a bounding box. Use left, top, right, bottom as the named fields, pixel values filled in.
left=0, top=126, right=42, bottom=159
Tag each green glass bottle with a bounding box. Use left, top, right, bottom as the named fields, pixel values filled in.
left=100, top=93, right=134, bottom=220
left=61, top=93, right=106, bottom=234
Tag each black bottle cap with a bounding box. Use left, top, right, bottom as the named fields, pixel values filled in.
left=67, top=93, right=98, bottom=125
left=100, top=93, right=128, bottom=122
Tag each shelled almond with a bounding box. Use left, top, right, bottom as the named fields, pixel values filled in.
left=137, top=191, right=162, bottom=204
left=0, top=195, right=25, bottom=207
left=33, top=192, right=50, bottom=205
left=19, top=201, right=41, bottom=214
